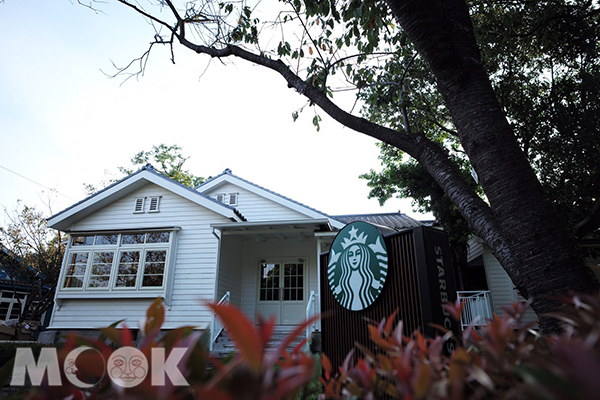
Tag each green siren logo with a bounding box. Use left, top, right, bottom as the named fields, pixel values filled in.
left=328, top=222, right=388, bottom=311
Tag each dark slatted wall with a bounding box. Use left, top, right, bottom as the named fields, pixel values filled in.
left=320, top=229, right=426, bottom=372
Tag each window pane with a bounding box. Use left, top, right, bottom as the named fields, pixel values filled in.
left=121, top=234, right=145, bottom=245
left=95, top=234, right=118, bottom=245
left=116, top=251, right=140, bottom=288
left=64, top=252, right=89, bottom=288
left=72, top=235, right=94, bottom=246
left=88, top=252, right=114, bottom=288
left=142, top=250, right=166, bottom=287
left=147, top=232, right=170, bottom=243
left=142, top=275, right=164, bottom=287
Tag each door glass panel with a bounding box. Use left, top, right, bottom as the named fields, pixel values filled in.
left=283, top=263, right=303, bottom=301
left=260, top=263, right=280, bottom=301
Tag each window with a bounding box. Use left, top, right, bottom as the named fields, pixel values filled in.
left=215, top=193, right=239, bottom=206
left=63, top=253, right=89, bottom=288
left=0, top=291, right=42, bottom=321
left=88, top=252, right=114, bottom=288
left=133, top=196, right=161, bottom=213
left=142, top=250, right=166, bottom=287
left=61, top=231, right=172, bottom=292
left=134, top=198, right=145, bottom=213
left=148, top=196, right=161, bottom=212
left=116, top=251, right=140, bottom=288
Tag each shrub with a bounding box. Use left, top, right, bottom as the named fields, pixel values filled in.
left=1, top=298, right=318, bottom=400
left=2, top=294, right=600, bottom=399
left=0, top=342, right=53, bottom=368
left=320, top=294, right=600, bottom=399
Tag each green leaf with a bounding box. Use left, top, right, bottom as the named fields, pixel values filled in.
left=208, top=301, right=263, bottom=372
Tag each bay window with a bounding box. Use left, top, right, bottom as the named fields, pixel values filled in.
left=60, top=230, right=175, bottom=293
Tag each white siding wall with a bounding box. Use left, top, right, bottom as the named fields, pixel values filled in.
left=50, top=183, right=232, bottom=330
left=217, top=236, right=245, bottom=308
left=483, top=247, right=538, bottom=325
left=204, top=183, right=308, bottom=221
left=467, top=237, right=484, bottom=263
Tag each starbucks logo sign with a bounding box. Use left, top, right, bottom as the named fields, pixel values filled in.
left=327, top=222, right=388, bottom=311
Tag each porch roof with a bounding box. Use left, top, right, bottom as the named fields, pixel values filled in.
left=211, top=218, right=335, bottom=241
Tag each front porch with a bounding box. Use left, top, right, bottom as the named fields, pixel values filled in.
left=209, top=219, right=334, bottom=351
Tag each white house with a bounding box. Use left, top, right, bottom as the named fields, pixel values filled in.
left=44, top=166, right=377, bottom=347
left=45, top=165, right=534, bottom=346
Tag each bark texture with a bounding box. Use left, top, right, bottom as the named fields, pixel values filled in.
left=119, top=0, right=599, bottom=331
left=384, top=0, right=599, bottom=330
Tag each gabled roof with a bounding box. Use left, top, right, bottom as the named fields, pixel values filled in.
left=47, top=165, right=244, bottom=231
left=198, top=169, right=345, bottom=229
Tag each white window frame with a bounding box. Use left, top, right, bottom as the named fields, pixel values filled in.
left=215, top=192, right=238, bottom=206
left=56, top=229, right=179, bottom=307
left=133, top=198, right=145, bottom=213
left=228, top=193, right=238, bottom=206
left=148, top=196, right=161, bottom=213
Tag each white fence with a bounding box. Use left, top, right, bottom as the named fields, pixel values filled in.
left=305, top=290, right=318, bottom=342
left=457, top=290, right=493, bottom=330
left=211, top=291, right=230, bottom=349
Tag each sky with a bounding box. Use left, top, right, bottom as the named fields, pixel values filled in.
left=0, top=0, right=430, bottom=225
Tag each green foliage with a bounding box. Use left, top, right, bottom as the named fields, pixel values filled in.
left=119, top=144, right=206, bottom=188
left=321, top=293, right=600, bottom=399
left=18, top=297, right=319, bottom=399
left=10, top=294, right=600, bottom=399
left=84, top=144, right=205, bottom=195
left=358, top=0, right=600, bottom=240
left=361, top=146, right=476, bottom=247
left=0, top=341, right=54, bottom=368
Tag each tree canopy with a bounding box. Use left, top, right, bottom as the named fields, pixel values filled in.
left=0, top=203, right=64, bottom=326
left=85, top=0, right=599, bottom=330
left=360, top=0, right=600, bottom=248
left=84, top=144, right=205, bottom=195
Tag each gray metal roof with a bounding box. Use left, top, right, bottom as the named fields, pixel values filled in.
left=331, top=212, right=423, bottom=230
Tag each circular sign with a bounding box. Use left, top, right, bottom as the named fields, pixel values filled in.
left=327, top=221, right=388, bottom=310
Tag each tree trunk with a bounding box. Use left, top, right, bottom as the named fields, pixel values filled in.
left=132, top=0, right=598, bottom=331
left=384, top=0, right=599, bottom=331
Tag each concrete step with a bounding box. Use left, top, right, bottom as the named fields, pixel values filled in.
left=210, top=329, right=307, bottom=358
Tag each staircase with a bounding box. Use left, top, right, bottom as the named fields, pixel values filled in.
left=210, top=328, right=308, bottom=359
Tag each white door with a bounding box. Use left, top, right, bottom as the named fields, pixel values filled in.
left=257, top=260, right=305, bottom=325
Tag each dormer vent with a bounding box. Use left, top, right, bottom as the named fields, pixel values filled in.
left=215, top=192, right=238, bottom=206
left=133, top=196, right=161, bottom=213
left=134, top=198, right=145, bottom=213
left=148, top=196, right=161, bottom=212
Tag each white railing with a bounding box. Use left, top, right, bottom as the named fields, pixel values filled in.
left=211, top=291, right=230, bottom=349
left=457, top=290, right=493, bottom=330
left=305, top=290, right=318, bottom=343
